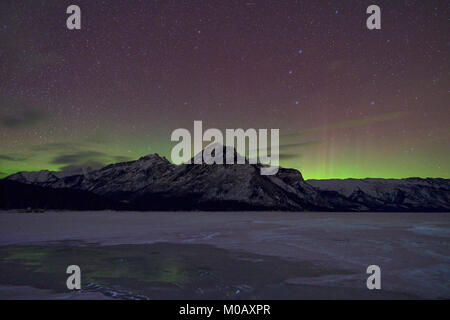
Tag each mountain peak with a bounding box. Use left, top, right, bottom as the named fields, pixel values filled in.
left=190, top=143, right=246, bottom=164
left=139, top=153, right=169, bottom=163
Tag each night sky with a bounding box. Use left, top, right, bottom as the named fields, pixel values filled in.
left=0, top=0, right=448, bottom=179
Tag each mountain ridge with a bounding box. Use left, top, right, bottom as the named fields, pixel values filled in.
left=3, top=149, right=449, bottom=212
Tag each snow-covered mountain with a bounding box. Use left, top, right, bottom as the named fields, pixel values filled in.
left=7, top=154, right=174, bottom=196
left=7, top=170, right=71, bottom=184
left=4, top=147, right=449, bottom=211
left=308, top=178, right=450, bottom=212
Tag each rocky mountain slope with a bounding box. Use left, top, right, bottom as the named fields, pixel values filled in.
left=3, top=147, right=449, bottom=211
left=308, top=178, right=450, bottom=212
left=0, top=180, right=130, bottom=211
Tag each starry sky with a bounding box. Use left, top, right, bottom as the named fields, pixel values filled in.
left=0, top=0, right=448, bottom=179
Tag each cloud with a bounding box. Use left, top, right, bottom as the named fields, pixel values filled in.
left=0, top=154, right=29, bottom=161
left=56, top=155, right=134, bottom=173
left=59, top=161, right=106, bottom=174
left=248, top=140, right=313, bottom=163
left=31, top=141, right=135, bottom=171
left=0, top=108, right=48, bottom=129
left=51, top=151, right=106, bottom=165
left=0, top=155, right=17, bottom=161
left=250, top=140, right=319, bottom=154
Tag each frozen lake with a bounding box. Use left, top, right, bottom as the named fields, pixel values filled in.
left=0, top=211, right=448, bottom=299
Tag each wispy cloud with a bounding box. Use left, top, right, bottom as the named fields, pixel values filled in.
left=48, top=149, right=134, bottom=171
left=0, top=154, right=29, bottom=161
left=51, top=151, right=106, bottom=165
left=0, top=108, right=48, bottom=129
left=59, top=161, right=106, bottom=173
